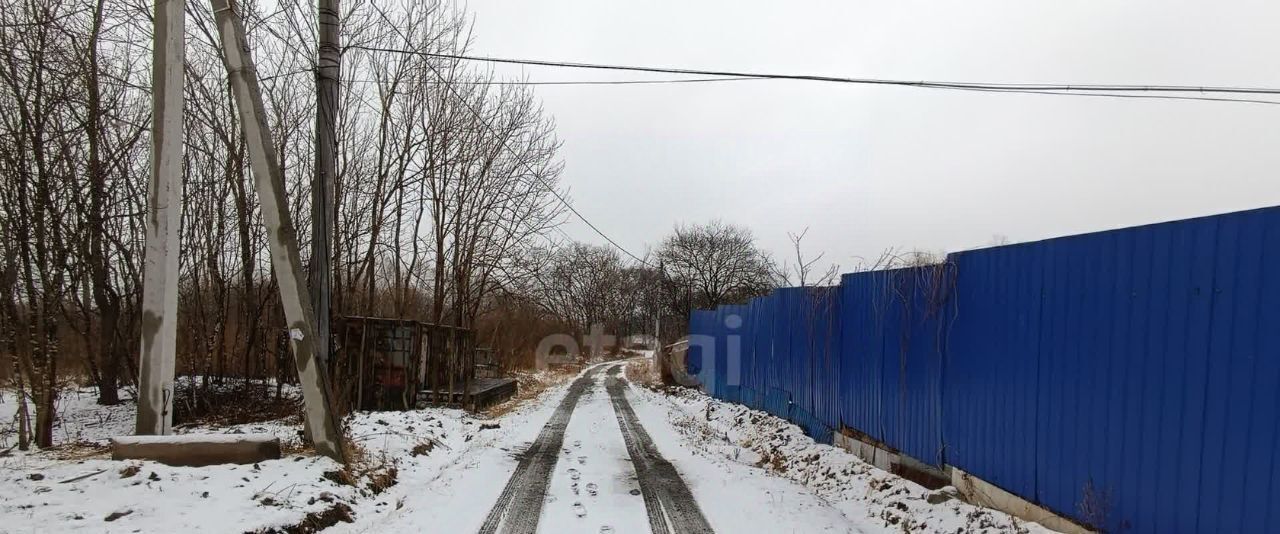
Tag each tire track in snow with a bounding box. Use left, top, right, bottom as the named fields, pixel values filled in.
left=478, top=367, right=600, bottom=534
left=606, top=365, right=716, bottom=534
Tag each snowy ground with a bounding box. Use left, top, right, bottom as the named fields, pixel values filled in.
left=626, top=378, right=1052, bottom=533
left=0, top=364, right=1054, bottom=533
left=0, top=384, right=513, bottom=533
left=0, top=387, right=137, bottom=449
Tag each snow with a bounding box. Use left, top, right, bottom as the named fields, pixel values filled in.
left=326, top=371, right=584, bottom=533
left=625, top=378, right=1056, bottom=533
left=0, top=387, right=135, bottom=448
left=0, top=365, right=1057, bottom=533
left=328, top=362, right=978, bottom=533
left=111, top=433, right=279, bottom=445
left=0, top=386, right=498, bottom=533
left=537, top=373, right=649, bottom=531
left=1, top=443, right=355, bottom=532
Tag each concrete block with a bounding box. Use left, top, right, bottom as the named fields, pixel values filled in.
left=111, top=434, right=282, bottom=467
left=949, top=466, right=1093, bottom=533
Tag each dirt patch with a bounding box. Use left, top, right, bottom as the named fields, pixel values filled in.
left=410, top=441, right=434, bottom=457
left=250, top=502, right=354, bottom=534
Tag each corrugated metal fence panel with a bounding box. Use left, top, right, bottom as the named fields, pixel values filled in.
left=1195, top=208, right=1280, bottom=533
left=948, top=206, right=1280, bottom=532
left=1029, top=217, right=1216, bottom=532
left=779, top=288, right=806, bottom=422
left=912, top=267, right=947, bottom=467
left=875, top=267, right=946, bottom=466
left=761, top=292, right=782, bottom=414
left=774, top=291, right=797, bottom=415
left=877, top=270, right=906, bottom=456
left=786, top=287, right=841, bottom=442
left=687, top=309, right=714, bottom=379
left=712, top=305, right=730, bottom=399
left=789, top=289, right=815, bottom=430
left=742, top=295, right=757, bottom=407
left=696, top=307, right=715, bottom=395
left=839, top=271, right=886, bottom=443
left=756, top=296, right=774, bottom=410
left=723, top=303, right=749, bottom=404
left=945, top=242, right=1043, bottom=501
left=689, top=205, right=1280, bottom=533
left=1149, top=216, right=1219, bottom=533
left=738, top=297, right=761, bottom=409
left=707, top=305, right=722, bottom=399
left=809, top=287, right=843, bottom=440
left=766, top=291, right=791, bottom=418
left=1028, top=230, right=1093, bottom=519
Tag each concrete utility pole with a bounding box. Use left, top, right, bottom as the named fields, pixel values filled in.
left=312, top=0, right=339, bottom=392
left=653, top=313, right=661, bottom=376
left=136, top=0, right=184, bottom=436
left=210, top=0, right=346, bottom=462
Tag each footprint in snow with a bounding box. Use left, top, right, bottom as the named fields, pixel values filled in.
left=577, top=456, right=586, bottom=465
left=573, top=501, right=587, bottom=518
left=567, top=468, right=580, bottom=480
left=586, top=483, right=598, bottom=496
left=573, top=440, right=582, bottom=448
left=599, top=526, right=614, bottom=534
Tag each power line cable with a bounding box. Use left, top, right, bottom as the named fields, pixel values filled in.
left=948, top=86, right=1280, bottom=106
left=346, top=44, right=1280, bottom=105
left=263, top=66, right=766, bottom=86
left=346, top=76, right=767, bottom=86
left=405, top=58, right=655, bottom=267
left=345, top=44, right=1280, bottom=267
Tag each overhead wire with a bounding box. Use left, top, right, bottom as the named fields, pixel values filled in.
left=947, top=86, right=1280, bottom=106
left=347, top=76, right=766, bottom=86
left=346, top=44, right=1280, bottom=105
left=258, top=65, right=766, bottom=86
left=338, top=44, right=1280, bottom=265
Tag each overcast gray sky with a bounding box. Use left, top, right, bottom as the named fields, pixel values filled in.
left=466, top=0, right=1280, bottom=273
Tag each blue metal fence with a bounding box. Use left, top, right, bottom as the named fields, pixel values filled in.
left=688, top=205, right=1280, bottom=533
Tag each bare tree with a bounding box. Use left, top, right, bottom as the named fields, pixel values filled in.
left=655, top=220, right=779, bottom=329
left=780, top=227, right=839, bottom=287
left=0, top=0, right=576, bottom=446
left=0, top=0, right=90, bottom=446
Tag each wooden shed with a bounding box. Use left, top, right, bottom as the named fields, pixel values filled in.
left=331, top=316, right=514, bottom=411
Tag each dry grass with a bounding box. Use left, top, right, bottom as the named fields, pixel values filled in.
left=41, top=440, right=111, bottom=460
left=172, top=380, right=302, bottom=428
left=483, top=365, right=581, bottom=418
left=624, top=359, right=659, bottom=387
left=328, top=433, right=399, bottom=495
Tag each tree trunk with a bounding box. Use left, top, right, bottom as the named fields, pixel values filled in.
left=85, top=0, right=120, bottom=405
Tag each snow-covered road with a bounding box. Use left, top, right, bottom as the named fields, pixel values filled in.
left=339, top=362, right=879, bottom=533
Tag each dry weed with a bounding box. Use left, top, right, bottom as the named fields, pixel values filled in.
left=483, top=366, right=580, bottom=418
